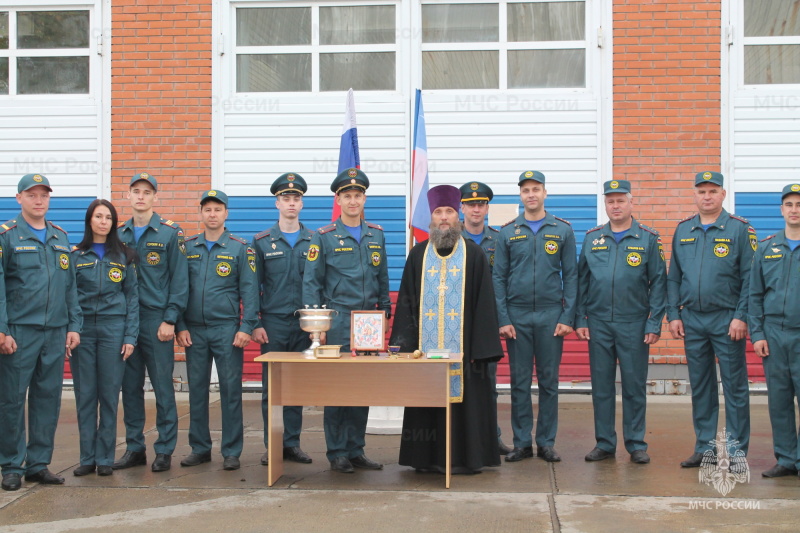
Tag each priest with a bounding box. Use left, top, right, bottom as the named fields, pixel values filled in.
left=391, top=185, right=503, bottom=474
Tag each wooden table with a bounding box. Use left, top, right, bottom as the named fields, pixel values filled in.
left=254, top=351, right=463, bottom=488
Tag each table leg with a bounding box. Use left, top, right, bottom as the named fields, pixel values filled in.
left=445, top=367, right=451, bottom=489
left=267, top=361, right=284, bottom=486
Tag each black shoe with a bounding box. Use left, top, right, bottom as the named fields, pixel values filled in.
left=498, top=438, right=513, bottom=455
left=73, top=464, right=96, bottom=477
left=762, top=464, right=798, bottom=478
left=112, top=450, right=147, bottom=470
left=1, top=473, right=21, bottom=491
left=680, top=452, right=709, bottom=468
left=180, top=452, right=212, bottom=467
left=630, top=450, right=650, bottom=464
left=350, top=454, right=383, bottom=470
left=283, top=447, right=313, bottom=464
left=97, top=466, right=113, bottom=476
left=151, top=454, right=172, bottom=472
left=223, top=456, right=240, bottom=471
left=25, top=469, right=65, bottom=484
left=505, top=446, right=534, bottom=462
left=330, top=456, right=354, bottom=473
left=260, top=452, right=268, bottom=466
left=537, top=446, right=562, bottom=463
left=585, top=447, right=615, bottom=462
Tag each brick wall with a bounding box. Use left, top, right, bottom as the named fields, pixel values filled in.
left=613, top=0, right=722, bottom=361
left=110, top=0, right=213, bottom=237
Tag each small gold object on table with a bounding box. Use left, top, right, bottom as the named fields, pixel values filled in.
left=314, top=345, right=342, bottom=359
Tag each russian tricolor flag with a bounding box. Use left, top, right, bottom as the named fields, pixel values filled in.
left=410, top=89, right=430, bottom=242
left=332, top=88, right=360, bottom=221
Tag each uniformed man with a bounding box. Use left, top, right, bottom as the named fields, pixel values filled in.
left=749, top=183, right=800, bottom=478
left=576, top=180, right=667, bottom=464
left=251, top=173, right=314, bottom=466
left=493, top=170, right=577, bottom=463
left=0, top=174, right=82, bottom=491
left=302, top=168, right=391, bottom=473
left=459, top=181, right=511, bottom=456
left=115, top=172, right=189, bottom=473
left=667, top=171, right=755, bottom=468
left=176, top=190, right=258, bottom=471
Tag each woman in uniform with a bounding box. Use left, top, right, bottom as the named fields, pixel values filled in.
left=70, top=199, right=139, bottom=476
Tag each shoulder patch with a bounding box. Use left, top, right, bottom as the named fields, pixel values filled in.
left=318, top=224, right=337, bottom=235
left=254, top=230, right=271, bottom=240
left=118, top=221, right=126, bottom=228
left=729, top=214, right=750, bottom=224
left=185, top=235, right=199, bottom=242
left=553, top=216, right=571, bottom=226
left=502, top=218, right=517, bottom=228
left=0, top=220, right=17, bottom=234
left=48, top=221, right=67, bottom=234
left=760, top=234, right=775, bottom=242
left=366, top=221, right=383, bottom=231
left=228, top=234, right=247, bottom=245
left=586, top=225, right=602, bottom=234
left=488, top=226, right=499, bottom=233
left=638, top=223, right=659, bottom=236
left=160, top=219, right=179, bottom=229
left=677, top=214, right=695, bottom=224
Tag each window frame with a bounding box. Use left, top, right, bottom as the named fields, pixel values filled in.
left=230, top=0, right=402, bottom=94
left=420, top=0, right=590, bottom=92
left=736, top=0, right=800, bottom=88
left=0, top=3, right=97, bottom=98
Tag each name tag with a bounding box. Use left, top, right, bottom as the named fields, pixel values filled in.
left=626, top=246, right=644, bottom=251
left=591, top=246, right=608, bottom=251
left=216, top=255, right=234, bottom=260
left=14, top=246, right=38, bottom=252
left=76, top=262, right=95, bottom=268
left=713, top=238, right=731, bottom=243
left=764, top=254, right=783, bottom=260
left=680, top=238, right=696, bottom=244
left=52, top=244, right=70, bottom=252
left=509, top=235, right=528, bottom=242
left=145, top=242, right=165, bottom=248
left=334, top=247, right=354, bottom=253
left=186, top=254, right=201, bottom=260
left=368, top=244, right=382, bottom=250
left=543, top=234, right=561, bottom=240
left=264, top=251, right=284, bottom=258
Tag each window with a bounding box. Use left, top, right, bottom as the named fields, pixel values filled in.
left=743, top=0, right=800, bottom=85
left=0, top=9, right=90, bottom=95
left=422, top=0, right=587, bottom=90
left=235, top=4, right=398, bottom=92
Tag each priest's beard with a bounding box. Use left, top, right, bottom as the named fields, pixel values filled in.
left=429, top=224, right=461, bottom=251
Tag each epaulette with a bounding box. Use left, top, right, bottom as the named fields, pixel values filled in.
left=71, top=245, right=79, bottom=251
left=185, top=235, right=199, bottom=242
left=488, top=226, right=499, bottom=233
left=729, top=214, right=750, bottom=224
left=254, top=230, right=271, bottom=240
left=366, top=221, right=383, bottom=231
left=0, top=219, right=17, bottom=234
left=118, top=221, right=126, bottom=228
left=677, top=214, right=695, bottom=224
left=553, top=216, right=571, bottom=225
left=501, top=218, right=517, bottom=228
left=228, top=234, right=247, bottom=245
left=48, top=221, right=67, bottom=234
left=586, top=225, right=603, bottom=234
left=760, top=234, right=775, bottom=242
left=160, top=219, right=179, bottom=229
left=638, top=223, right=659, bottom=236
left=318, top=223, right=336, bottom=234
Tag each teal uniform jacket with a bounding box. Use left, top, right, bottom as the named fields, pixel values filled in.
left=253, top=222, right=313, bottom=318
left=0, top=214, right=82, bottom=332
left=493, top=212, right=578, bottom=327
left=462, top=225, right=499, bottom=269
left=71, top=248, right=139, bottom=345
left=748, top=231, right=800, bottom=343
left=577, top=219, right=667, bottom=333
left=667, top=209, right=756, bottom=322
left=118, top=213, right=189, bottom=323
left=302, top=218, right=391, bottom=316
left=179, top=230, right=259, bottom=334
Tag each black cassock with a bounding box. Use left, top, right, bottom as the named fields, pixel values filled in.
left=390, top=238, right=503, bottom=471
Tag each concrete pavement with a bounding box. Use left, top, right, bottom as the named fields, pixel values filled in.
left=0, top=393, right=798, bottom=532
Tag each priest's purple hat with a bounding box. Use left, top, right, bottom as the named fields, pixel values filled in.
left=427, top=185, right=461, bottom=213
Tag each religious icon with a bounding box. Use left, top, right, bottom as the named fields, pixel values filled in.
left=350, top=311, right=387, bottom=353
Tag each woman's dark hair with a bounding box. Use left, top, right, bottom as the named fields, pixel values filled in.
left=76, top=199, right=136, bottom=265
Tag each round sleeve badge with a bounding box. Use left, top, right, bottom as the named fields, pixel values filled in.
left=108, top=267, right=123, bottom=282
left=544, top=240, right=559, bottom=254
left=749, top=234, right=757, bottom=251
left=371, top=251, right=381, bottom=266
left=307, top=244, right=320, bottom=262
left=713, top=243, right=730, bottom=257
left=59, top=253, right=69, bottom=269
left=626, top=252, right=642, bottom=267
left=146, top=251, right=161, bottom=265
